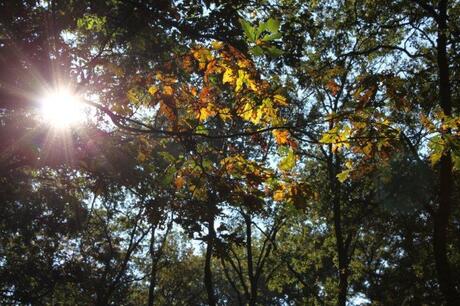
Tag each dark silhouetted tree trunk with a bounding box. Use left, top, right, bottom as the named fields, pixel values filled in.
left=205, top=214, right=217, bottom=306
left=433, top=1, right=459, bottom=304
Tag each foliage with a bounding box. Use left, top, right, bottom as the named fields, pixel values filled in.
left=0, top=0, right=459, bottom=305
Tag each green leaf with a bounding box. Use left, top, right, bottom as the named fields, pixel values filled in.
left=195, top=124, right=209, bottom=135
left=255, top=21, right=267, bottom=38
left=279, top=148, right=296, bottom=171
left=159, top=151, right=176, bottom=163
left=262, top=32, right=282, bottom=42
left=250, top=46, right=264, bottom=56
left=162, top=165, right=177, bottom=186
left=239, top=18, right=256, bottom=41
left=266, top=46, right=284, bottom=57
left=428, top=135, right=445, bottom=166
left=453, top=154, right=460, bottom=171
left=265, top=18, right=280, bottom=33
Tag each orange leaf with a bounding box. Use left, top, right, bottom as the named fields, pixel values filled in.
left=175, top=175, right=186, bottom=189
left=163, top=85, right=174, bottom=96
left=273, top=129, right=289, bottom=145
left=327, top=80, right=340, bottom=96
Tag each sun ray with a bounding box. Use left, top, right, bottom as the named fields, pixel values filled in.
left=39, top=87, right=86, bottom=128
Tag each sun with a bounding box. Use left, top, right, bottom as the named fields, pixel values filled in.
left=39, top=88, right=85, bottom=128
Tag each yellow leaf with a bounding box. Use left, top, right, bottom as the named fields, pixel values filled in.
left=251, top=107, right=263, bottom=124
left=240, top=102, right=254, bottom=121
left=236, top=70, right=245, bottom=92
left=237, top=59, right=251, bottom=68
left=336, top=169, right=351, bottom=183
left=127, top=89, right=140, bottom=104
left=148, top=85, right=158, bottom=95
left=273, top=94, right=288, bottom=106
left=430, top=151, right=442, bottom=166
left=247, top=78, right=258, bottom=92
left=273, top=190, right=284, bottom=201
left=223, top=68, right=234, bottom=85
left=320, top=132, right=335, bottom=144
left=332, top=144, right=339, bottom=153
left=219, top=107, right=232, bottom=121
left=192, top=47, right=213, bottom=70
left=345, top=160, right=353, bottom=169
left=198, top=106, right=215, bottom=121
left=211, top=41, right=224, bottom=50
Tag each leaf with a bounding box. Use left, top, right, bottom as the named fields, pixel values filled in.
left=162, top=166, right=176, bottom=186
left=159, top=151, right=176, bottom=163
left=336, top=169, right=351, bottom=183
left=326, top=80, right=340, bottom=96
left=250, top=46, right=264, bottom=56
left=192, top=47, right=212, bottom=70
left=265, top=18, right=280, bottom=34
left=428, top=135, right=445, bottom=166
left=453, top=154, right=460, bottom=171
left=222, top=68, right=234, bottom=85
left=279, top=148, right=296, bottom=171
left=362, top=142, right=373, bottom=156
left=273, top=190, right=284, bottom=201
left=198, top=106, right=215, bottom=121
left=273, top=129, right=289, bottom=145
left=239, top=18, right=256, bottom=41
left=211, top=41, right=224, bottom=50
left=148, top=85, right=158, bottom=95
left=159, top=100, right=176, bottom=121
left=262, top=32, right=282, bottom=42
left=241, top=102, right=254, bottom=122
left=430, top=151, right=443, bottom=166
left=218, top=107, right=232, bottom=121
left=266, top=46, right=283, bottom=57
left=236, top=70, right=246, bottom=92
left=195, top=124, right=209, bottom=135
left=273, top=94, right=288, bottom=106
left=175, top=175, right=186, bottom=189
left=137, top=152, right=146, bottom=162
left=127, top=89, right=140, bottom=104
left=163, top=85, right=174, bottom=96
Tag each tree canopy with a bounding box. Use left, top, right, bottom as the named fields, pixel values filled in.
left=1, top=0, right=459, bottom=305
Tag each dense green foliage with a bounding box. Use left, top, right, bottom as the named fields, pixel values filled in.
left=1, top=0, right=459, bottom=305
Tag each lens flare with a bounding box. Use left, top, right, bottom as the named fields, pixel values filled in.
left=39, top=88, right=85, bottom=128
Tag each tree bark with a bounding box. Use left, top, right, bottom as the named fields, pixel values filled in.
left=148, top=227, right=158, bottom=306
left=244, top=213, right=258, bottom=306
left=205, top=215, right=217, bottom=306
left=434, top=1, right=459, bottom=304
left=328, top=150, right=348, bottom=306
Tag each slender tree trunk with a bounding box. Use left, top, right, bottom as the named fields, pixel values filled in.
left=328, top=151, right=348, bottom=306
left=244, top=213, right=257, bottom=306
left=334, top=189, right=348, bottom=306
left=434, top=1, right=459, bottom=304
left=205, top=215, right=217, bottom=306
left=148, top=227, right=157, bottom=306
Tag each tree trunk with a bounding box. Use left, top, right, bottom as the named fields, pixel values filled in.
left=205, top=215, right=217, bottom=306
left=244, top=213, right=257, bottom=306
left=328, top=151, right=348, bottom=306
left=434, top=1, right=459, bottom=304
left=148, top=227, right=157, bottom=306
